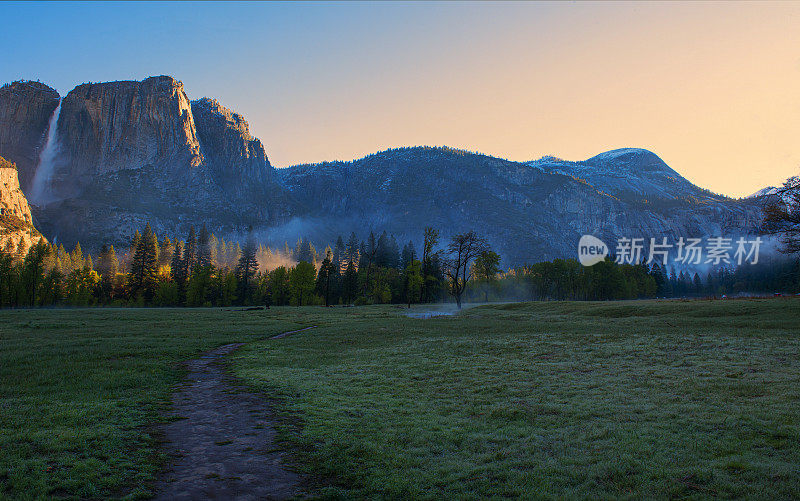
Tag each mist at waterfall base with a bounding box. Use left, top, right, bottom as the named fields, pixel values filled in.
left=30, top=100, right=61, bottom=205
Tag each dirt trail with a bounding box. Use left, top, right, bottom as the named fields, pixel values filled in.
left=153, top=329, right=314, bottom=500
left=270, top=326, right=317, bottom=339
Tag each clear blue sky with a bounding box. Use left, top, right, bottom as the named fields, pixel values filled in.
left=2, top=1, right=799, bottom=197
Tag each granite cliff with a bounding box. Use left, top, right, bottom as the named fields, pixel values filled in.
left=50, top=76, right=203, bottom=199
left=0, top=76, right=292, bottom=247
left=191, top=97, right=274, bottom=190
left=0, top=156, right=45, bottom=255
left=0, top=81, right=60, bottom=192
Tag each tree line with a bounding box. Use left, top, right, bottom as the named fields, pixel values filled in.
left=0, top=224, right=462, bottom=308
left=0, top=223, right=797, bottom=309
left=466, top=257, right=798, bottom=303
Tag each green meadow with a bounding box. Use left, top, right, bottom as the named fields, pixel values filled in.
left=2, top=299, right=799, bottom=499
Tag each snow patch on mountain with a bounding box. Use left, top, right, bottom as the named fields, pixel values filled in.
left=747, top=186, right=779, bottom=198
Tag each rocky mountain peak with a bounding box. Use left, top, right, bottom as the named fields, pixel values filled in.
left=190, top=96, right=273, bottom=187
left=585, top=148, right=674, bottom=174
left=527, top=148, right=711, bottom=201
left=192, top=97, right=254, bottom=140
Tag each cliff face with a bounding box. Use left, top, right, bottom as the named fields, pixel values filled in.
left=52, top=76, right=203, bottom=199
left=191, top=97, right=274, bottom=192
left=0, top=156, right=45, bottom=255
left=14, top=76, right=292, bottom=248
left=0, top=81, right=60, bottom=192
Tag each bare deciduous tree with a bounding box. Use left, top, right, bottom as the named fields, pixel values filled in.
left=443, top=231, right=488, bottom=309
left=763, top=176, right=800, bottom=254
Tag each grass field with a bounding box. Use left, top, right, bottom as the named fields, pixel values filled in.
left=0, top=309, right=303, bottom=499
left=2, top=299, right=799, bottom=499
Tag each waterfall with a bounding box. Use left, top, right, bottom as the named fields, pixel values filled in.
left=31, top=99, right=62, bottom=204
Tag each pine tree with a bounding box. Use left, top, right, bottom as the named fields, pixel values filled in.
left=129, top=230, right=141, bottom=266
left=388, top=234, right=400, bottom=269
left=21, top=242, right=48, bottom=306
left=127, top=240, right=145, bottom=295
left=297, top=238, right=315, bottom=264
left=333, top=236, right=345, bottom=272
left=693, top=273, right=703, bottom=295
left=361, top=232, right=378, bottom=297
left=208, top=234, right=219, bottom=266
left=97, top=244, right=119, bottom=303
left=401, top=241, right=416, bottom=269
left=0, top=249, right=13, bottom=307
left=376, top=231, right=390, bottom=267
left=218, top=238, right=228, bottom=268
left=316, top=249, right=337, bottom=307
left=171, top=240, right=186, bottom=302
left=236, top=229, right=259, bottom=304
left=197, top=224, right=212, bottom=268
left=346, top=232, right=359, bottom=264
left=182, top=226, right=197, bottom=280
left=159, top=236, right=174, bottom=269
left=70, top=242, right=83, bottom=273
left=230, top=242, right=241, bottom=265
left=140, top=223, right=160, bottom=301
left=342, top=261, right=358, bottom=304
left=127, top=223, right=159, bottom=302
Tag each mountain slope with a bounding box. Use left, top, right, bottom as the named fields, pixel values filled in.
left=280, top=147, right=763, bottom=264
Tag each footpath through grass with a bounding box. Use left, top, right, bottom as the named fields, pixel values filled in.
left=232, top=299, right=800, bottom=499
left=0, top=308, right=303, bottom=500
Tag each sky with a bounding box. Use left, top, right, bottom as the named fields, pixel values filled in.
left=1, top=1, right=799, bottom=198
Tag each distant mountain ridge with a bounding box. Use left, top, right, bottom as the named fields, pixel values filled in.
left=527, top=148, right=723, bottom=201
left=0, top=76, right=765, bottom=265
left=748, top=186, right=779, bottom=199
left=279, top=146, right=762, bottom=263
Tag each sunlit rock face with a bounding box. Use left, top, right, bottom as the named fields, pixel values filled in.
left=191, top=97, right=275, bottom=194
left=0, top=156, right=45, bottom=255
left=52, top=76, right=204, bottom=199
left=0, top=81, right=60, bottom=192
